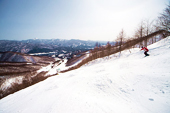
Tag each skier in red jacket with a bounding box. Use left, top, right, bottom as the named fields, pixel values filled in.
left=141, top=46, right=149, bottom=56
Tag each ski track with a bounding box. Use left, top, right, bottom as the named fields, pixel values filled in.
left=0, top=37, right=170, bottom=113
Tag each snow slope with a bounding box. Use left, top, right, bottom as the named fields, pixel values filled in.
left=0, top=37, right=170, bottom=113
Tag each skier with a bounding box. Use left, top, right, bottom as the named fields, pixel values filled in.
left=141, top=46, right=149, bottom=56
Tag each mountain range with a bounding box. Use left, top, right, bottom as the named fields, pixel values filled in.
left=0, top=39, right=107, bottom=57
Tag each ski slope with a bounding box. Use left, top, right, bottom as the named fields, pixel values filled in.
left=0, top=37, right=170, bottom=113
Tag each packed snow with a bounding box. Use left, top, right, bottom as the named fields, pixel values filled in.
left=0, top=37, right=170, bottom=113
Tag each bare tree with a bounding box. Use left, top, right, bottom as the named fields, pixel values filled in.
left=106, top=41, right=111, bottom=56
left=116, top=29, right=126, bottom=56
left=134, top=21, right=145, bottom=47
left=143, top=19, right=155, bottom=46
left=158, top=4, right=170, bottom=31
left=153, top=19, right=161, bottom=31
left=144, top=19, right=154, bottom=35
left=95, top=42, right=99, bottom=48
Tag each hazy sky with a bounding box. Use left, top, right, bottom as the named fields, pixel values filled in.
left=0, top=0, right=168, bottom=41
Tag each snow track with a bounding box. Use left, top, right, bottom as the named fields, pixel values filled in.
left=0, top=37, right=170, bottom=113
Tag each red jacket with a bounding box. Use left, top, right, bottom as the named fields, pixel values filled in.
left=141, top=47, right=149, bottom=52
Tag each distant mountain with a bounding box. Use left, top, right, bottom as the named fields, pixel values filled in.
left=0, top=39, right=107, bottom=55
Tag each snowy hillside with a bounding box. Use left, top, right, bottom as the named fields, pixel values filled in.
left=0, top=51, right=54, bottom=63
left=0, top=37, right=170, bottom=113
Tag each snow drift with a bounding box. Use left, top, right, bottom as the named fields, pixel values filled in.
left=0, top=37, right=170, bottom=113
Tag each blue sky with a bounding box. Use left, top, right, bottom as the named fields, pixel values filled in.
left=0, top=0, right=168, bottom=41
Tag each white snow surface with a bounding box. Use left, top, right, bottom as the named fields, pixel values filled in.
left=0, top=37, right=170, bottom=113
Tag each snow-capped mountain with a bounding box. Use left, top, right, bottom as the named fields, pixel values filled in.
left=0, top=37, right=170, bottom=113
left=0, top=39, right=107, bottom=54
